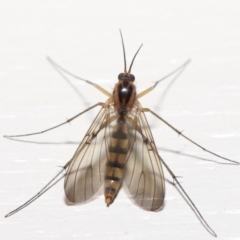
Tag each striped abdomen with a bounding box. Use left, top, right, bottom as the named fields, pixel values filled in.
left=105, top=116, right=128, bottom=206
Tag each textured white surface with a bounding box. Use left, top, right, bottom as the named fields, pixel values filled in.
left=1, top=1, right=240, bottom=240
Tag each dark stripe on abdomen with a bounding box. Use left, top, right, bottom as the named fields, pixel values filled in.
left=106, top=160, right=125, bottom=169
left=109, top=145, right=128, bottom=154
left=111, top=130, right=128, bottom=139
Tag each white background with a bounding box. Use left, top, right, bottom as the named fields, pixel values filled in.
left=1, top=1, right=240, bottom=240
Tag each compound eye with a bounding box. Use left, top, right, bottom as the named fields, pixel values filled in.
left=118, top=73, right=124, bottom=80
left=129, top=74, right=135, bottom=82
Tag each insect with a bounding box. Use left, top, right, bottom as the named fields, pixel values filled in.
left=4, top=30, right=238, bottom=237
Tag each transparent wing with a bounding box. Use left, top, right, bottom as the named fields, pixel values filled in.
left=64, top=106, right=116, bottom=204
left=124, top=105, right=165, bottom=211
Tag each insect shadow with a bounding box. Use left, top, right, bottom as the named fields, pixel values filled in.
left=4, top=30, right=239, bottom=238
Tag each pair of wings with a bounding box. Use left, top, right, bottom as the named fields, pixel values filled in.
left=64, top=101, right=165, bottom=211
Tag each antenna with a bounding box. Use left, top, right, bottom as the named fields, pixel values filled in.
left=128, top=44, right=143, bottom=73
left=119, top=29, right=127, bottom=73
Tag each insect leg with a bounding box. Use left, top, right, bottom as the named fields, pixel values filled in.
left=137, top=59, right=191, bottom=99
left=5, top=159, right=71, bottom=218
left=158, top=154, right=217, bottom=237
left=47, top=57, right=111, bottom=97
left=4, top=102, right=104, bottom=138
left=143, top=108, right=239, bottom=164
